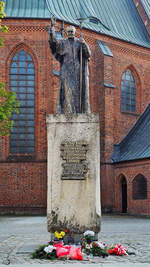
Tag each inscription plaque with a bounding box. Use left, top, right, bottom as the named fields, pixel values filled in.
left=60, top=141, right=89, bottom=180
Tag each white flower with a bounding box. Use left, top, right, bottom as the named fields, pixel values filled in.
left=86, top=244, right=91, bottom=249
left=96, top=241, right=106, bottom=249
left=44, top=245, right=56, bottom=254
left=83, top=230, right=95, bottom=237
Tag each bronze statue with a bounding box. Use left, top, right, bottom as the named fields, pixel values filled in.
left=49, top=19, right=91, bottom=114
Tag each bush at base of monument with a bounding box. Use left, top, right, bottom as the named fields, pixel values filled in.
left=32, top=244, right=57, bottom=260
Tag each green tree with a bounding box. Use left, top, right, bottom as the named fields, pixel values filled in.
left=0, top=83, right=19, bottom=136
left=0, top=1, right=8, bottom=46
left=0, top=1, right=19, bottom=136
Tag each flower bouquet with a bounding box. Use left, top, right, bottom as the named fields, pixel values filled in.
left=32, top=229, right=128, bottom=261
left=108, top=244, right=128, bottom=256
left=81, top=231, right=109, bottom=258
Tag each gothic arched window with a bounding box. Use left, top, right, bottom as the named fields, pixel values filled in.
left=121, top=70, right=136, bottom=113
left=10, top=50, right=35, bottom=154
left=132, top=174, right=147, bottom=200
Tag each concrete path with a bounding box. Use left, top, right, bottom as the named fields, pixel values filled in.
left=0, top=215, right=150, bottom=266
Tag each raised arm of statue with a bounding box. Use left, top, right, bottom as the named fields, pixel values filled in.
left=49, top=17, right=57, bottom=43
left=49, top=18, right=63, bottom=61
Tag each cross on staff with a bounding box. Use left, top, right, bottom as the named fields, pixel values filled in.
left=76, top=17, right=85, bottom=113
left=76, top=15, right=109, bottom=112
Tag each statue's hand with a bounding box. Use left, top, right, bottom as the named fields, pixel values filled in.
left=50, top=17, right=56, bottom=36
left=79, top=37, right=85, bottom=44
left=51, top=16, right=56, bottom=28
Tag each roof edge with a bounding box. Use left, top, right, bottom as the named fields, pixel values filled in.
left=111, top=103, right=150, bottom=163
left=119, top=103, right=150, bottom=147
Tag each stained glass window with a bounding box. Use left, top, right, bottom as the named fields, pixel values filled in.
left=10, top=50, right=35, bottom=154
left=121, top=70, right=136, bottom=113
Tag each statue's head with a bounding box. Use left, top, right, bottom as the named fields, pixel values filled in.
left=66, top=25, right=76, bottom=39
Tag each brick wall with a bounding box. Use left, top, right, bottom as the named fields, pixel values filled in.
left=114, top=159, right=150, bottom=215
left=0, top=162, right=47, bottom=214
left=0, top=19, right=50, bottom=214
left=0, top=18, right=150, bottom=215
left=101, top=38, right=150, bottom=213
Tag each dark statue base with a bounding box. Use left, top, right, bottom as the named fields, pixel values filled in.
left=51, top=233, right=98, bottom=245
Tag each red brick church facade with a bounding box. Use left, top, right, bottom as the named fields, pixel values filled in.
left=0, top=0, right=150, bottom=215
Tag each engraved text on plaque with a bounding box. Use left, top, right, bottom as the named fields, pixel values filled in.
left=60, top=141, right=88, bottom=180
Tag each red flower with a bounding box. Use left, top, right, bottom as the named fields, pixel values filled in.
left=108, top=249, right=113, bottom=254
left=108, top=244, right=127, bottom=256
left=93, top=243, right=98, bottom=247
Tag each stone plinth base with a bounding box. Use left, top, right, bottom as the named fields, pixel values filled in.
left=46, top=114, right=101, bottom=234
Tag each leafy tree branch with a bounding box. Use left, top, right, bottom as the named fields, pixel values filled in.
left=0, top=83, right=19, bottom=136
left=0, top=1, right=8, bottom=46
left=0, top=1, right=19, bottom=136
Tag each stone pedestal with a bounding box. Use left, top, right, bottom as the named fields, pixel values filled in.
left=46, top=114, right=101, bottom=235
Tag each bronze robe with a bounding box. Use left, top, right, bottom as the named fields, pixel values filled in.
left=49, top=34, right=91, bottom=114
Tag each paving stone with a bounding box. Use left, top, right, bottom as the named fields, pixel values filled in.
left=0, top=215, right=150, bottom=265
left=16, top=244, right=40, bottom=254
